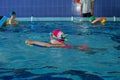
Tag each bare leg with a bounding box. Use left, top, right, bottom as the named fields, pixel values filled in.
left=73, top=46, right=107, bottom=54
left=85, top=48, right=107, bottom=54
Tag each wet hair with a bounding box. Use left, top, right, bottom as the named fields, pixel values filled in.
left=10, top=11, right=16, bottom=16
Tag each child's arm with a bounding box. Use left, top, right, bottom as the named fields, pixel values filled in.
left=92, top=17, right=106, bottom=25
left=26, top=40, right=66, bottom=48
left=26, top=40, right=52, bottom=47
left=91, top=0, right=94, bottom=15
left=80, top=0, right=83, bottom=16
left=80, top=3, right=83, bottom=16
left=8, top=19, right=19, bottom=25
left=91, top=17, right=103, bottom=24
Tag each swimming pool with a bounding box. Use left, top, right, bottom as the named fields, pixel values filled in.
left=0, top=21, right=120, bottom=80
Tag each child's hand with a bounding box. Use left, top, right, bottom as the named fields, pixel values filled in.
left=25, top=40, right=34, bottom=45
left=15, top=20, right=19, bottom=24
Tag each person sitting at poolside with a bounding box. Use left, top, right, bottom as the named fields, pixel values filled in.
left=90, top=16, right=107, bottom=25
left=0, top=11, right=18, bottom=28
left=25, top=29, right=107, bottom=54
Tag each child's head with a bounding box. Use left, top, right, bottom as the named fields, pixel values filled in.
left=10, top=11, right=16, bottom=19
left=50, top=29, right=67, bottom=43
left=90, top=16, right=95, bottom=22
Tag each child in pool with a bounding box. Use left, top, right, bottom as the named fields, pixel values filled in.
left=26, top=30, right=69, bottom=48
left=90, top=16, right=106, bottom=25
left=0, top=11, right=18, bottom=27
left=6, top=11, right=19, bottom=25
left=26, top=29, right=107, bottom=54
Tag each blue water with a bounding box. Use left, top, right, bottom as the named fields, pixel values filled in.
left=0, top=21, right=120, bottom=80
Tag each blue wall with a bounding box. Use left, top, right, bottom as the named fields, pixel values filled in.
left=0, top=0, right=120, bottom=17
left=94, top=0, right=120, bottom=17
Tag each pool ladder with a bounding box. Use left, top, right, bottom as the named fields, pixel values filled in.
left=31, top=15, right=33, bottom=22
left=113, top=16, right=116, bottom=22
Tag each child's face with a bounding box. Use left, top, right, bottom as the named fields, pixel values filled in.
left=57, top=31, right=63, bottom=39
left=11, top=14, right=16, bottom=19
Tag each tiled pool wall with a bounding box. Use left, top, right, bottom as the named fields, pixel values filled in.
left=0, top=0, right=120, bottom=17
left=15, top=17, right=120, bottom=22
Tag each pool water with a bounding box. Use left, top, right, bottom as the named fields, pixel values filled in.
left=0, top=21, right=120, bottom=80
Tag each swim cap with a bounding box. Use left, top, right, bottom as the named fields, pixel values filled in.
left=10, top=11, right=16, bottom=16
left=90, top=16, right=95, bottom=22
left=50, top=29, right=67, bottom=42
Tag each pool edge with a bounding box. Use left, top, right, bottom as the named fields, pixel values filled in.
left=15, top=17, right=120, bottom=21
